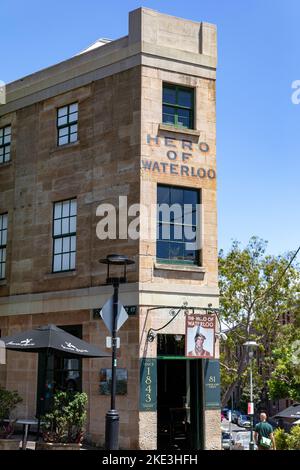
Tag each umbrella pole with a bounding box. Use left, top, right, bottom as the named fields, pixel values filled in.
left=37, top=351, right=49, bottom=441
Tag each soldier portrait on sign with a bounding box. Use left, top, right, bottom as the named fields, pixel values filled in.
left=185, top=314, right=216, bottom=358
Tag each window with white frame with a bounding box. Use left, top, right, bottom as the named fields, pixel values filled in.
left=0, top=126, right=11, bottom=163
left=52, top=199, right=77, bottom=272
left=0, top=213, right=8, bottom=279
left=57, top=103, right=78, bottom=146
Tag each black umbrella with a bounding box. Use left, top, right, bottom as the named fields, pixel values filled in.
left=272, top=403, right=300, bottom=420
left=2, top=324, right=110, bottom=358
left=2, top=324, right=110, bottom=435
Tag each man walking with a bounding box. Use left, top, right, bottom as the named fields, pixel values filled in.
left=254, top=412, right=276, bottom=450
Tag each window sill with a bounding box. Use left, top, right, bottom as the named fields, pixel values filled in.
left=159, top=124, right=200, bottom=137
left=0, top=279, right=7, bottom=286
left=50, top=141, right=80, bottom=154
left=44, top=270, right=77, bottom=280
left=154, top=262, right=205, bottom=273
left=0, top=161, right=12, bottom=169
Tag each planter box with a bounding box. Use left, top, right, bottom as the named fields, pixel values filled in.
left=36, top=442, right=81, bottom=451
left=0, top=439, right=21, bottom=450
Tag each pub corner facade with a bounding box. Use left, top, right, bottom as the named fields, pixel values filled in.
left=0, top=8, right=220, bottom=449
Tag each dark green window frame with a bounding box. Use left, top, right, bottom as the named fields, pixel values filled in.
left=0, top=125, right=11, bottom=163
left=157, top=184, right=201, bottom=266
left=57, top=103, right=78, bottom=146
left=162, top=84, right=194, bottom=129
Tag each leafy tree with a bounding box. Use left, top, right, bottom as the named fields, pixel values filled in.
left=268, top=322, right=300, bottom=401
left=219, top=237, right=300, bottom=407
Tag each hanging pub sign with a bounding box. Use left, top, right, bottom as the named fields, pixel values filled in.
left=185, top=313, right=216, bottom=359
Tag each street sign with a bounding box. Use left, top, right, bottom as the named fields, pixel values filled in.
left=106, top=337, right=120, bottom=349
left=139, top=358, right=157, bottom=411
left=204, top=359, right=221, bottom=409
left=248, top=402, right=254, bottom=415
left=100, top=296, right=128, bottom=334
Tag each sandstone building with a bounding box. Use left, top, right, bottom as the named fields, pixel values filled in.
left=0, top=8, right=219, bottom=449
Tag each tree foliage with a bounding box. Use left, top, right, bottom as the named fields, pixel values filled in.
left=219, top=237, right=300, bottom=407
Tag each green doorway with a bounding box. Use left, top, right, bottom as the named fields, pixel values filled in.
left=157, top=334, right=205, bottom=450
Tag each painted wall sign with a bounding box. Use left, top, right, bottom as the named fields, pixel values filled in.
left=142, top=134, right=216, bottom=180
left=139, top=358, right=157, bottom=411
left=204, top=359, right=221, bottom=409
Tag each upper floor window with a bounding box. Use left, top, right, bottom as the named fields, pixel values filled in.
left=157, top=185, right=200, bottom=265
left=52, top=199, right=77, bottom=272
left=162, top=84, right=194, bottom=129
left=57, top=103, right=78, bottom=146
left=0, top=125, right=11, bottom=163
left=0, top=213, right=8, bottom=279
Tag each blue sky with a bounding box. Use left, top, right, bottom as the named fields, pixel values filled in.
left=1, top=0, right=299, bottom=256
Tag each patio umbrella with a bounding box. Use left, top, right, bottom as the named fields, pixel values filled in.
left=1, top=324, right=110, bottom=435
left=2, top=324, right=110, bottom=358
left=272, top=403, right=300, bottom=420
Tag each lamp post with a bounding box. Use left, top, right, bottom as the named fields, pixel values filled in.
left=243, top=341, right=258, bottom=450
left=99, top=254, right=135, bottom=450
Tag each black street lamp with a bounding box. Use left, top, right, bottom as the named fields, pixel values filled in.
left=99, top=254, right=135, bottom=450
left=243, top=340, right=258, bottom=451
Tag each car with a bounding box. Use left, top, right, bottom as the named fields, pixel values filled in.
left=238, top=415, right=251, bottom=428
left=231, top=410, right=242, bottom=424
left=232, top=431, right=258, bottom=450
left=222, top=407, right=230, bottom=419
left=221, top=431, right=233, bottom=450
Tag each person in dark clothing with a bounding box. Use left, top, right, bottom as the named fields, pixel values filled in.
left=254, top=413, right=276, bottom=450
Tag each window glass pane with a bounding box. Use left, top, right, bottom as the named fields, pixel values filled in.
left=184, top=225, right=197, bottom=242
left=69, top=216, right=76, bottom=233
left=0, top=128, right=3, bottom=138
left=54, top=238, right=62, bottom=254
left=162, top=105, right=175, bottom=125
left=58, top=135, right=68, bottom=146
left=4, top=126, right=11, bottom=136
left=1, top=229, right=7, bottom=246
left=2, top=248, right=6, bottom=262
left=4, top=147, right=11, bottom=162
left=69, top=112, right=78, bottom=123
left=183, top=247, right=196, bottom=262
left=70, top=252, right=76, bottom=270
left=70, top=124, right=77, bottom=133
left=63, top=236, right=70, bottom=253
left=70, top=200, right=77, bottom=216
left=3, top=135, right=10, bottom=144
left=58, top=106, right=68, bottom=117
left=172, top=224, right=183, bottom=241
left=62, top=201, right=70, bottom=218
left=58, top=115, right=68, bottom=126
left=159, top=223, right=171, bottom=241
left=69, top=103, right=78, bottom=113
left=61, top=218, right=69, bottom=235
left=0, top=262, right=5, bottom=279
left=54, top=203, right=62, bottom=220
left=54, top=219, right=61, bottom=236
left=59, top=127, right=69, bottom=137
left=157, top=241, right=169, bottom=259
left=184, top=188, right=198, bottom=206
left=0, top=148, right=3, bottom=158
left=2, top=214, right=7, bottom=230
left=177, top=108, right=190, bottom=128
left=70, top=236, right=76, bottom=251
left=53, top=255, right=61, bottom=272
left=170, top=187, right=184, bottom=206
left=157, top=185, right=169, bottom=205
left=169, top=242, right=184, bottom=260
left=178, top=89, right=193, bottom=108
left=69, top=132, right=77, bottom=143
left=163, top=87, right=176, bottom=104
left=62, top=253, right=70, bottom=271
